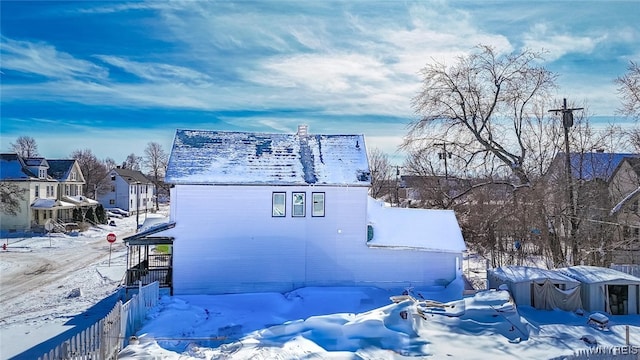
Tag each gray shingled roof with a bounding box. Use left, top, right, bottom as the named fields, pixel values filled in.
left=165, top=129, right=371, bottom=186
left=113, top=168, right=153, bottom=184
left=47, top=160, right=75, bottom=181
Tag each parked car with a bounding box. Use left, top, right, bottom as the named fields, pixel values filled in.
left=107, top=211, right=123, bottom=219
left=106, top=208, right=129, bottom=217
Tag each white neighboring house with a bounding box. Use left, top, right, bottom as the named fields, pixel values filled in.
left=0, top=153, right=97, bottom=234
left=97, top=168, right=154, bottom=216
left=161, top=127, right=466, bottom=296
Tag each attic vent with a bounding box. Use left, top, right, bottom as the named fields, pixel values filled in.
left=297, top=124, right=308, bottom=137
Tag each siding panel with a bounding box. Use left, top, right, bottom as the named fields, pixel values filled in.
left=171, top=185, right=461, bottom=295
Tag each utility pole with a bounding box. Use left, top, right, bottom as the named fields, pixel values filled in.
left=395, top=166, right=400, bottom=207
left=435, top=142, right=451, bottom=179
left=549, top=98, right=584, bottom=265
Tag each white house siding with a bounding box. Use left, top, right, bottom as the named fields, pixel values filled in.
left=0, top=182, right=32, bottom=231
left=170, top=184, right=459, bottom=295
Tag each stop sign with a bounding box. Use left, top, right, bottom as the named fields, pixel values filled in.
left=106, top=233, right=117, bottom=243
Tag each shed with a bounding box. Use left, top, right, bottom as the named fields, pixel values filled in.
left=556, top=266, right=640, bottom=315
left=488, top=266, right=582, bottom=311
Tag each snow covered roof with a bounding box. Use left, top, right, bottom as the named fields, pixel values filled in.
left=365, top=197, right=466, bottom=253
left=557, top=266, right=640, bottom=284
left=610, top=186, right=640, bottom=215
left=0, top=153, right=36, bottom=180
left=24, top=158, right=49, bottom=168
left=489, top=266, right=580, bottom=285
left=165, top=129, right=371, bottom=186
left=64, top=195, right=98, bottom=206
left=31, top=199, right=76, bottom=209
left=47, top=160, right=76, bottom=181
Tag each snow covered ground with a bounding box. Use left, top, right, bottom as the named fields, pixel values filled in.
left=0, top=210, right=164, bottom=359
left=2, top=207, right=640, bottom=359
left=116, top=286, right=640, bottom=360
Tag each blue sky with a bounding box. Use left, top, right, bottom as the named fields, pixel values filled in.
left=1, top=1, right=638, bottom=164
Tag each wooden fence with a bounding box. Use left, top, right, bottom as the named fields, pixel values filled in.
left=37, top=281, right=159, bottom=360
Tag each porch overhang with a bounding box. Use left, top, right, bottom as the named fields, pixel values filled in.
left=123, top=221, right=176, bottom=244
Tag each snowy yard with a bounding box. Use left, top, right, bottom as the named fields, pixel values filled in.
left=118, top=286, right=640, bottom=359
left=1, top=208, right=639, bottom=359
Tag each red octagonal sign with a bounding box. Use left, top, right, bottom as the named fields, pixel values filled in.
left=106, top=233, right=117, bottom=243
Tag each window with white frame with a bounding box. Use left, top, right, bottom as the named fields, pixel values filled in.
left=39, top=168, right=46, bottom=178
left=292, top=192, right=305, bottom=217
left=70, top=171, right=77, bottom=181
left=312, top=192, right=325, bottom=217
left=109, top=199, right=115, bottom=205
left=272, top=192, right=286, bottom=217
left=35, top=185, right=40, bottom=197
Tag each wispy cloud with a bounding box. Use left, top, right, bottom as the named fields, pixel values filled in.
left=95, top=55, right=213, bottom=86
left=523, top=23, right=604, bottom=61
left=0, top=36, right=107, bottom=80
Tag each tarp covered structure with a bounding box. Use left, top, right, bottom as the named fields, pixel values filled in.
left=556, top=266, right=640, bottom=315
left=488, top=266, right=582, bottom=311
left=532, top=279, right=582, bottom=311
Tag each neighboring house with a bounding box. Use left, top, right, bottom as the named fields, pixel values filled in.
left=609, top=157, right=640, bottom=263
left=150, top=127, right=466, bottom=296
left=541, top=152, right=640, bottom=264
left=97, top=168, right=155, bottom=216
left=557, top=266, right=640, bottom=315
left=0, top=153, right=98, bottom=234
left=487, top=266, right=582, bottom=311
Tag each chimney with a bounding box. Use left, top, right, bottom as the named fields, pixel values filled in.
left=297, top=124, right=308, bottom=137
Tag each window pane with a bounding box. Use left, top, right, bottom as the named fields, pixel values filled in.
left=273, top=192, right=286, bottom=217
left=292, top=192, right=305, bottom=217
left=312, top=192, right=325, bottom=217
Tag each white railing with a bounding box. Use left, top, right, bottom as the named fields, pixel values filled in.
left=37, top=281, right=159, bottom=360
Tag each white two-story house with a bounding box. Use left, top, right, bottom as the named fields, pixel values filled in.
left=158, top=127, right=466, bottom=296
left=0, top=153, right=97, bottom=234
left=97, top=168, right=154, bottom=216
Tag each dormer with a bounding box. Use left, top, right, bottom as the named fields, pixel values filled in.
left=24, top=158, right=49, bottom=179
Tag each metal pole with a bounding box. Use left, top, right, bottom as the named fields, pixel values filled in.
left=136, top=182, right=140, bottom=232
left=549, top=98, right=583, bottom=265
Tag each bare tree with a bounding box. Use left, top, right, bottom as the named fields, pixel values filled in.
left=103, top=157, right=117, bottom=171
left=408, top=45, right=557, bottom=185
left=143, top=142, right=169, bottom=210
left=615, top=60, right=640, bottom=119
left=122, top=153, right=142, bottom=171
left=627, top=129, right=640, bottom=153
left=0, top=183, right=27, bottom=215
left=10, top=136, right=39, bottom=158
left=368, top=148, right=394, bottom=201
left=70, top=149, right=109, bottom=199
